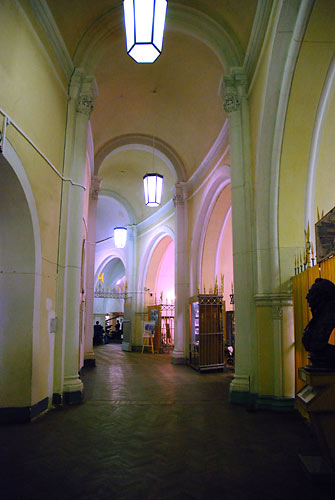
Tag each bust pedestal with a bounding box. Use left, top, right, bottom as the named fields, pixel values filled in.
left=296, top=367, right=335, bottom=481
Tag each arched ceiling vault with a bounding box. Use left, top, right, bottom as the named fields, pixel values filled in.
left=43, top=0, right=258, bottom=225
left=95, top=134, right=186, bottom=181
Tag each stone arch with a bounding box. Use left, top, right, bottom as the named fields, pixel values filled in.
left=189, top=166, right=230, bottom=295
left=73, top=4, right=243, bottom=76
left=137, top=226, right=175, bottom=310
left=95, top=253, right=126, bottom=278
left=94, top=256, right=126, bottom=318
left=0, top=139, right=42, bottom=419
left=95, top=134, right=187, bottom=184
left=304, top=53, right=335, bottom=240
left=254, top=1, right=315, bottom=294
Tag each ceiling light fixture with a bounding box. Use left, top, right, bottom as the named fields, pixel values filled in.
left=114, top=227, right=127, bottom=248
left=123, top=0, right=168, bottom=63
left=143, top=173, right=163, bottom=207
left=143, top=135, right=163, bottom=207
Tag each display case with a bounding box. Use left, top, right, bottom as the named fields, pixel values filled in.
left=189, top=294, right=225, bottom=371
left=148, top=303, right=175, bottom=353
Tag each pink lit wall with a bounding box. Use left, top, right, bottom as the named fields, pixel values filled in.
left=155, top=240, right=175, bottom=302
left=201, top=185, right=234, bottom=310
left=217, top=211, right=234, bottom=310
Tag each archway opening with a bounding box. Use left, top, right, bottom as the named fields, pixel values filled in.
left=94, top=257, right=126, bottom=344
left=145, top=235, right=175, bottom=352
left=201, top=184, right=234, bottom=368
left=0, top=154, right=36, bottom=410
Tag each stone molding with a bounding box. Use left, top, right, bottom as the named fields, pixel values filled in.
left=244, top=0, right=274, bottom=87
left=94, top=134, right=186, bottom=182
left=30, top=0, right=74, bottom=79
left=72, top=4, right=243, bottom=75
left=16, top=0, right=67, bottom=94
left=254, top=292, right=293, bottom=307
left=185, top=120, right=230, bottom=194
left=254, top=293, right=293, bottom=321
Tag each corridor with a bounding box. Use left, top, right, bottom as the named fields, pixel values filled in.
left=0, top=345, right=331, bottom=500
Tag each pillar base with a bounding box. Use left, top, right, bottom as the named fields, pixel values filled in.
left=172, top=349, right=187, bottom=365
left=299, top=454, right=335, bottom=483
left=84, top=358, right=96, bottom=368
left=63, top=390, right=83, bottom=405
left=229, top=374, right=251, bottom=405
left=122, top=341, right=132, bottom=352
left=63, top=375, right=83, bottom=405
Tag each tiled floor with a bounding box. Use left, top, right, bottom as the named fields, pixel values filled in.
left=0, top=344, right=332, bottom=500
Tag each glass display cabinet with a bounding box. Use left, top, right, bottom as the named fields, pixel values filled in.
left=148, top=303, right=175, bottom=353
left=189, top=293, right=225, bottom=371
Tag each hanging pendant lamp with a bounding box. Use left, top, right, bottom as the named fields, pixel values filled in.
left=143, top=173, right=163, bottom=207
left=123, top=0, right=168, bottom=63
left=114, top=227, right=127, bottom=248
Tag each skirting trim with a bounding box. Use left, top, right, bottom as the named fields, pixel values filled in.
left=254, top=395, right=295, bottom=412
left=63, top=390, right=83, bottom=405
left=0, top=397, right=49, bottom=424
left=229, top=390, right=295, bottom=412
left=171, top=356, right=187, bottom=365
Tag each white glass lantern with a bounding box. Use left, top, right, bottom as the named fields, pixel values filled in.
left=143, top=173, right=163, bottom=207
left=114, top=227, right=127, bottom=248
left=123, top=0, right=168, bottom=63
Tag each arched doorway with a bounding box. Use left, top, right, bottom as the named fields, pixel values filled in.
left=0, top=142, right=42, bottom=422
left=144, top=235, right=175, bottom=352
left=94, top=257, right=126, bottom=342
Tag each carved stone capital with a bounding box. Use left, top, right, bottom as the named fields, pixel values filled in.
left=90, top=176, right=101, bottom=200
left=221, top=68, right=248, bottom=112
left=173, top=183, right=186, bottom=207
left=77, top=93, right=94, bottom=116
left=223, top=91, right=240, bottom=113
left=127, top=224, right=137, bottom=239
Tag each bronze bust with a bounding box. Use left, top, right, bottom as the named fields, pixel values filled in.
left=302, top=278, right=335, bottom=371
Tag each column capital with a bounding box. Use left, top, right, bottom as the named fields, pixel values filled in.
left=173, top=182, right=187, bottom=207
left=90, top=176, right=101, bottom=200
left=127, top=224, right=137, bottom=239
left=220, top=68, right=248, bottom=113
left=77, top=94, right=94, bottom=115
left=69, top=70, right=97, bottom=116
left=222, top=88, right=240, bottom=113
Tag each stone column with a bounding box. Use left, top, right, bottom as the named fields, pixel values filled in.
left=172, top=183, right=189, bottom=364
left=221, top=69, right=257, bottom=404
left=123, top=224, right=137, bottom=351
left=54, top=70, right=95, bottom=404
left=84, top=176, right=101, bottom=367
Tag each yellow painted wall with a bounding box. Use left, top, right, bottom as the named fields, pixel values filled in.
left=279, top=0, right=335, bottom=284
left=315, top=85, right=335, bottom=216
left=256, top=306, right=274, bottom=395
left=0, top=0, right=68, bottom=404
